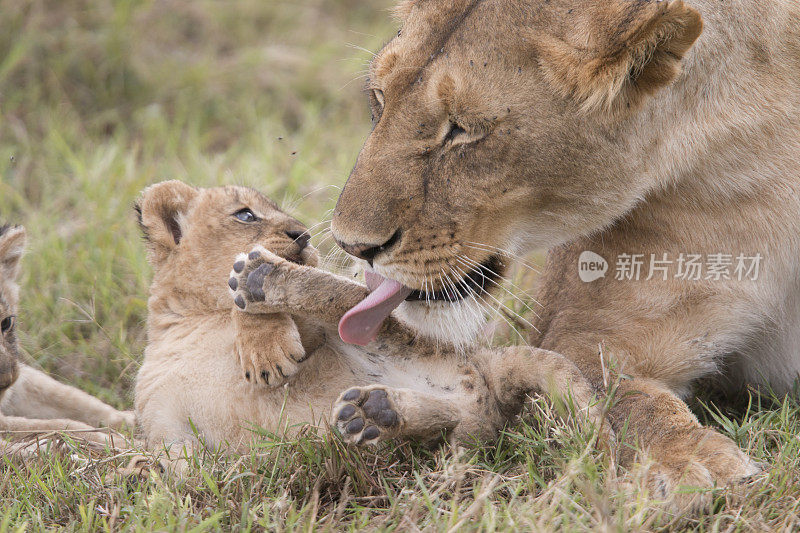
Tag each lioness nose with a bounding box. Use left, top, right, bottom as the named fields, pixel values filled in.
left=285, top=229, right=310, bottom=250
left=336, top=229, right=401, bottom=265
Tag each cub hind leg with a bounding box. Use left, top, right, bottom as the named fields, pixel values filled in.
left=332, top=385, right=500, bottom=446
left=480, top=346, right=612, bottom=443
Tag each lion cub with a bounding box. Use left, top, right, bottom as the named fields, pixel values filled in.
left=135, top=181, right=605, bottom=451
left=0, top=224, right=135, bottom=448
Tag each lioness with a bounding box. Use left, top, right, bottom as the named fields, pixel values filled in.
left=0, top=224, right=135, bottom=448
left=133, top=180, right=606, bottom=454
left=328, top=0, right=799, bottom=506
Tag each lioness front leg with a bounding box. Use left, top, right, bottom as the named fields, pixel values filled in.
left=231, top=309, right=306, bottom=387
left=610, top=378, right=761, bottom=510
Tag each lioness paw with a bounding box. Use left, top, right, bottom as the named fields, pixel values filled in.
left=234, top=313, right=307, bottom=388
left=645, top=428, right=763, bottom=513
left=229, top=246, right=290, bottom=314
left=332, top=386, right=400, bottom=446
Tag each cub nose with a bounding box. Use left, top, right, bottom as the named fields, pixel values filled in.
left=285, top=229, right=310, bottom=250
left=335, top=229, right=401, bottom=265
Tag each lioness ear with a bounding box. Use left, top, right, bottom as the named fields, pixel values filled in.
left=0, top=225, right=26, bottom=281
left=537, top=0, right=702, bottom=114
left=135, top=180, right=198, bottom=261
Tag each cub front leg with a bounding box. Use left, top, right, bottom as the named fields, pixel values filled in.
left=229, top=246, right=447, bottom=354
left=231, top=310, right=306, bottom=387
left=229, top=246, right=370, bottom=325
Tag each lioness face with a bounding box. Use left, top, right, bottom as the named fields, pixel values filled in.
left=137, top=181, right=318, bottom=310
left=0, top=225, right=25, bottom=396
left=331, top=0, right=701, bottom=339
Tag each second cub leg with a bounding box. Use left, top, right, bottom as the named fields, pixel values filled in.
left=0, top=365, right=135, bottom=430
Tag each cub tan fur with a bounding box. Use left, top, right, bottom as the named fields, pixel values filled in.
left=330, top=0, right=797, bottom=509
left=0, top=224, right=135, bottom=449
left=134, top=181, right=607, bottom=457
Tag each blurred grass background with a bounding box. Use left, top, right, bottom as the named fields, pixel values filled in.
left=1, top=0, right=799, bottom=530
left=0, top=0, right=395, bottom=406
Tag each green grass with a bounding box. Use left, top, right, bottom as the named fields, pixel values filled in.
left=1, top=0, right=799, bottom=530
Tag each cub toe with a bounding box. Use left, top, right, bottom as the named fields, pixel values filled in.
left=338, top=405, right=356, bottom=420
left=346, top=417, right=365, bottom=434
left=342, top=388, right=361, bottom=402
left=362, top=426, right=380, bottom=441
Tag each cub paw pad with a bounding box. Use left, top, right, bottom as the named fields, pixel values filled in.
left=332, top=386, right=399, bottom=446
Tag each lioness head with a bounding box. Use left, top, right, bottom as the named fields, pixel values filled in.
left=331, top=0, right=702, bottom=342
left=136, top=181, right=318, bottom=311
left=0, top=224, right=25, bottom=395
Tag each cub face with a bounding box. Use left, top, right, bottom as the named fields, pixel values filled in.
left=0, top=224, right=25, bottom=396
left=136, top=181, right=318, bottom=310
left=330, top=0, right=702, bottom=339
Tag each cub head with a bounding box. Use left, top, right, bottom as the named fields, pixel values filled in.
left=0, top=224, right=25, bottom=396
left=331, top=0, right=702, bottom=342
left=136, top=180, right=318, bottom=311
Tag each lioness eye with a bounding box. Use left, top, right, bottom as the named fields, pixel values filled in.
left=443, top=121, right=468, bottom=144
left=372, top=88, right=385, bottom=109
left=234, top=208, right=257, bottom=223
left=368, top=88, right=385, bottom=123
left=1, top=316, right=15, bottom=334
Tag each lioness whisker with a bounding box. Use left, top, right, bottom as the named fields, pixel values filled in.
left=456, top=255, right=543, bottom=319
left=282, top=185, right=341, bottom=214
left=458, top=245, right=545, bottom=308
left=344, top=42, right=378, bottom=57
left=450, top=262, right=540, bottom=335
left=302, top=218, right=333, bottom=236
left=463, top=242, right=541, bottom=276
left=450, top=267, right=528, bottom=346
left=447, top=264, right=529, bottom=345
left=440, top=268, right=484, bottom=352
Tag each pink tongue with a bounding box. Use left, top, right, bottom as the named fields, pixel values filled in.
left=338, top=271, right=413, bottom=346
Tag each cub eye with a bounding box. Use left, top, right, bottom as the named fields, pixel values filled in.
left=1, top=316, right=15, bottom=334
left=234, top=208, right=257, bottom=223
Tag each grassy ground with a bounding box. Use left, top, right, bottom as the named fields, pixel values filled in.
left=1, top=0, right=799, bottom=530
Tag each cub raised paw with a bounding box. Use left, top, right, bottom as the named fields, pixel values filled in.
left=232, top=310, right=307, bottom=387
left=332, top=386, right=400, bottom=445
left=229, top=246, right=293, bottom=314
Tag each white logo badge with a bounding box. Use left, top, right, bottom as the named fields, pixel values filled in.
left=578, top=251, right=608, bottom=283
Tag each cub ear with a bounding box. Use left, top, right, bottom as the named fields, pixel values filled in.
left=0, top=225, right=26, bottom=281
left=537, top=0, right=703, bottom=115
left=135, top=180, right=198, bottom=262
